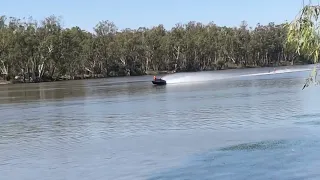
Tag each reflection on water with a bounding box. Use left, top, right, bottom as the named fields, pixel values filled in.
left=0, top=82, right=87, bottom=104
left=0, top=66, right=320, bottom=180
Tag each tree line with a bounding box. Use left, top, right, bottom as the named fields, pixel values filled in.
left=0, top=15, right=313, bottom=83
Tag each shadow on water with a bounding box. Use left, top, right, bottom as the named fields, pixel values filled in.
left=0, top=81, right=88, bottom=105
left=0, top=76, right=155, bottom=106
left=219, top=139, right=293, bottom=151
left=148, top=138, right=320, bottom=180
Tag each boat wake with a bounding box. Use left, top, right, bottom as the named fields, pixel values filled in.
left=238, top=68, right=311, bottom=77
left=160, top=67, right=312, bottom=85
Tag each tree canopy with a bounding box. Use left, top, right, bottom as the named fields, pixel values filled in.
left=0, top=15, right=314, bottom=83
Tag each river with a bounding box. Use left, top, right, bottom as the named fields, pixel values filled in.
left=1, top=65, right=320, bottom=180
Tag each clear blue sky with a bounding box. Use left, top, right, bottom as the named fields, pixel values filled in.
left=2, top=0, right=308, bottom=32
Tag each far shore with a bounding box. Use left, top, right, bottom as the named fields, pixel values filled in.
left=0, top=15, right=315, bottom=87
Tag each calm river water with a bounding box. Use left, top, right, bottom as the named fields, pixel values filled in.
left=1, top=65, right=320, bottom=180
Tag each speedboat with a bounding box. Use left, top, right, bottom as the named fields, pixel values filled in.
left=152, top=76, right=166, bottom=85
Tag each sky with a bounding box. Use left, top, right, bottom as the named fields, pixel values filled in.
left=2, top=0, right=311, bottom=32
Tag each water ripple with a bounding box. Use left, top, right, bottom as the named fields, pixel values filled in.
left=0, top=69, right=319, bottom=180
left=148, top=138, right=320, bottom=180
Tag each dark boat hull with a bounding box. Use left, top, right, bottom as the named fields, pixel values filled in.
left=152, top=79, right=166, bottom=85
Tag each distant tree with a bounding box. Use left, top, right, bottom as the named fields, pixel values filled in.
left=0, top=12, right=315, bottom=83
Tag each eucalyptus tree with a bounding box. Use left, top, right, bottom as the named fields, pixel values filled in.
left=0, top=13, right=317, bottom=83
left=93, top=20, right=117, bottom=76
left=0, top=16, right=11, bottom=80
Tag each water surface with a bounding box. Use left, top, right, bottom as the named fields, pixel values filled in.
left=1, top=66, right=320, bottom=180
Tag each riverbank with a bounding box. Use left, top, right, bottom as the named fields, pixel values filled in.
left=0, top=61, right=312, bottom=85
left=0, top=80, right=10, bottom=85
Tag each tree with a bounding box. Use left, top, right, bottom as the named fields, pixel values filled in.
left=0, top=14, right=316, bottom=83
left=286, top=1, right=320, bottom=89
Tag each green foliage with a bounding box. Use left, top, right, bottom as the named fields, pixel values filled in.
left=286, top=3, right=320, bottom=89
left=0, top=14, right=314, bottom=83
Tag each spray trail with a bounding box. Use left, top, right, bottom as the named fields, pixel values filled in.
left=160, top=67, right=312, bottom=85
left=238, top=68, right=311, bottom=77
left=161, top=71, right=235, bottom=84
